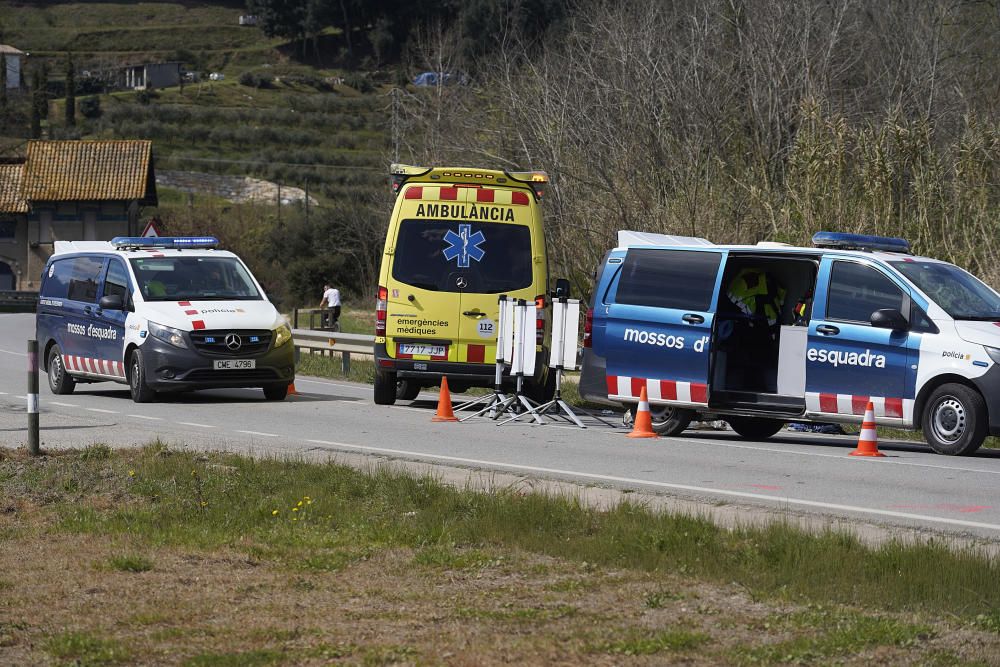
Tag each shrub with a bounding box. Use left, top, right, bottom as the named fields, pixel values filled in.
left=79, top=96, right=101, bottom=119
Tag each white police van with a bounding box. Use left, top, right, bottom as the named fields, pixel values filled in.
left=36, top=237, right=295, bottom=403
left=579, top=231, right=1000, bottom=455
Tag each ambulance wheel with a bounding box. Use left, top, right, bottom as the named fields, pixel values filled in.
left=396, top=379, right=421, bottom=401
left=47, top=346, right=76, bottom=395
left=374, top=369, right=397, bottom=405
left=922, top=384, right=987, bottom=456
left=263, top=383, right=289, bottom=401
left=727, top=416, right=784, bottom=440
left=624, top=405, right=693, bottom=436
left=128, top=349, right=156, bottom=403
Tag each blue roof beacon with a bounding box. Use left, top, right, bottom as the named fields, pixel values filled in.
left=810, top=231, right=911, bottom=254
left=110, top=236, right=220, bottom=250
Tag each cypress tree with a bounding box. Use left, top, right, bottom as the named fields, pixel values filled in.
left=65, top=53, right=75, bottom=127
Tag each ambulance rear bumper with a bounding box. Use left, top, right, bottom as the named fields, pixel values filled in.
left=375, top=343, right=543, bottom=386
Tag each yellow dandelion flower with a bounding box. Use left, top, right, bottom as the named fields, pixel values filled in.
left=292, top=517, right=298, bottom=522
left=292, top=507, right=299, bottom=512
left=200, top=501, right=208, bottom=507
left=297, top=500, right=304, bottom=507
left=271, top=510, right=279, bottom=516
left=128, top=470, right=135, bottom=477
left=306, top=499, right=313, bottom=505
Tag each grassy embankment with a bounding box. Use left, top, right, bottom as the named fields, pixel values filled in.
left=1, top=444, right=998, bottom=665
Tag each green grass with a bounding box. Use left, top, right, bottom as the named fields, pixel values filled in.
left=105, top=553, right=153, bottom=573
left=732, top=608, right=935, bottom=664
left=5, top=445, right=1000, bottom=624
left=590, top=628, right=710, bottom=656
left=184, top=649, right=286, bottom=667
left=44, top=631, right=131, bottom=665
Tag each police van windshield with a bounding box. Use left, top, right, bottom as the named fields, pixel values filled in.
left=891, top=261, right=1000, bottom=320
left=392, top=219, right=532, bottom=293
left=130, top=257, right=261, bottom=301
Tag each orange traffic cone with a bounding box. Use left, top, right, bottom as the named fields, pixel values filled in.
left=627, top=386, right=659, bottom=439
left=849, top=401, right=885, bottom=457
left=432, top=376, right=459, bottom=422
left=287, top=381, right=298, bottom=396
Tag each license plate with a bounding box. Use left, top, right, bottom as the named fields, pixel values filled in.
left=213, top=359, right=256, bottom=370
left=398, top=343, right=446, bottom=357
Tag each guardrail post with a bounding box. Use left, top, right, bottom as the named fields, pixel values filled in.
left=342, top=351, right=351, bottom=376
left=293, top=308, right=299, bottom=329
left=27, top=339, right=39, bottom=456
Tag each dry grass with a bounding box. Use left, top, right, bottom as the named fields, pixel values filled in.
left=1, top=446, right=998, bottom=665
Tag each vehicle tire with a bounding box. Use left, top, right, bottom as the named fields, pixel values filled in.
left=396, top=379, right=421, bottom=401
left=263, top=383, right=289, bottom=401
left=623, top=404, right=694, bottom=436
left=47, top=345, right=76, bottom=395
left=727, top=416, right=784, bottom=440
left=374, top=369, right=397, bottom=405
left=921, top=383, right=987, bottom=456
left=128, top=349, right=157, bottom=403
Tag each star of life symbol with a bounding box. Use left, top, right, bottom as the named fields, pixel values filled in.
left=443, top=224, right=486, bottom=268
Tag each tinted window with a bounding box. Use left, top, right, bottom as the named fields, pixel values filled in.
left=827, top=262, right=903, bottom=322
left=891, top=260, right=1000, bottom=320
left=129, top=256, right=261, bottom=301
left=615, top=249, right=721, bottom=311
left=103, top=259, right=130, bottom=303
left=66, top=257, right=103, bottom=303
left=392, top=220, right=532, bottom=293
left=41, top=259, right=73, bottom=299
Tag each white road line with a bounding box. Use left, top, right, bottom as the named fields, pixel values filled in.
left=50, top=401, right=78, bottom=407
left=299, top=439, right=1000, bottom=533
left=0, top=348, right=28, bottom=357
left=179, top=422, right=215, bottom=429
left=0, top=391, right=8, bottom=395
left=86, top=408, right=118, bottom=414
left=296, top=377, right=373, bottom=392
left=237, top=430, right=278, bottom=437
left=676, top=437, right=1000, bottom=476
left=128, top=415, right=162, bottom=421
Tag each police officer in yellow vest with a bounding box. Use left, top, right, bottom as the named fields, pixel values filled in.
left=726, top=268, right=786, bottom=336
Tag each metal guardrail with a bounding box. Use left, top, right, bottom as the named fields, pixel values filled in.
left=291, top=328, right=375, bottom=374
left=291, top=307, right=341, bottom=330
left=0, top=291, right=38, bottom=313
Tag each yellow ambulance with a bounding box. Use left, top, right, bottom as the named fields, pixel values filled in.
left=373, top=164, right=556, bottom=405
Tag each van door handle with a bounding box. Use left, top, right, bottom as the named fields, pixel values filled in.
left=84, top=306, right=92, bottom=314
left=816, top=324, right=840, bottom=336
left=682, top=313, right=704, bottom=324
left=463, top=311, right=486, bottom=318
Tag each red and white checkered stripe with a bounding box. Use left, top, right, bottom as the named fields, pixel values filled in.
left=64, top=355, right=125, bottom=378
left=606, top=375, right=708, bottom=406
left=806, top=392, right=913, bottom=421
left=178, top=301, right=206, bottom=330
left=404, top=186, right=530, bottom=205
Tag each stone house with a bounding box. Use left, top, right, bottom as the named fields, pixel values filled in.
left=0, top=140, right=158, bottom=291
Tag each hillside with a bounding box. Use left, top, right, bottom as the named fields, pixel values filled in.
left=0, top=0, right=397, bottom=304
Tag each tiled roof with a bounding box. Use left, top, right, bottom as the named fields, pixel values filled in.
left=0, top=163, right=27, bottom=213
left=23, top=140, right=153, bottom=202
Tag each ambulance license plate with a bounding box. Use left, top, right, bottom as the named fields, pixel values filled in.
left=213, top=359, right=256, bottom=370
left=398, top=343, right=446, bottom=357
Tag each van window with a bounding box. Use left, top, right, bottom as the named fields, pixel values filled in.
left=891, top=260, right=1000, bottom=320
left=41, top=259, right=73, bottom=299
left=103, top=259, right=130, bottom=302
left=59, top=257, right=104, bottom=303
left=391, top=220, right=532, bottom=293
left=129, top=256, right=261, bottom=301
left=827, top=261, right=903, bottom=323
left=615, top=249, right=721, bottom=311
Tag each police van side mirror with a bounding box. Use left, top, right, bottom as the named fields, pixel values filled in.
left=99, top=294, right=124, bottom=311
left=554, top=278, right=571, bottom=299
left=870, top=308, right=907, bottom=330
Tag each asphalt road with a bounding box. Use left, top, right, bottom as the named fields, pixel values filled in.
left=3, top=313, right=1000, bottom=544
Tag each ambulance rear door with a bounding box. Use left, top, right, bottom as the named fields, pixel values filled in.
left=601, top=247, right=726, bottom=409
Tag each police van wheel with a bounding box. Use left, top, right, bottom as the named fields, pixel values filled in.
left=128, top=349, right=157, bottom=403
left=47, top=346, right=76, bottom=395
left=727, top=416, right=784, bottom=440
left=922, top=384, right=987, bottom=456
left=624, top=405, right=694, bottom=436
left=396, top=379, right=421, bottom=401
left=374, top=369, right=397, bottom=405
left=263, top=383, right=289, bottom=401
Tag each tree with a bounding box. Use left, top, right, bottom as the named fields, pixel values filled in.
left=65, top=53, right=76, bottom=127
left=29, top=68, right=41, bottom=138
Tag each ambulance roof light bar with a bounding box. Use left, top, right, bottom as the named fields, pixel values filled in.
left=111, top=236, right=220, bottom=250
left=811, top=231, right=911, bottom=254
left=389, top=163, right=432, bottom=196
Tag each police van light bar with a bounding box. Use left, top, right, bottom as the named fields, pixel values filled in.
left=111, top=236, right=220, bottom=249
left=811, top=232, right=911, bottom=254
